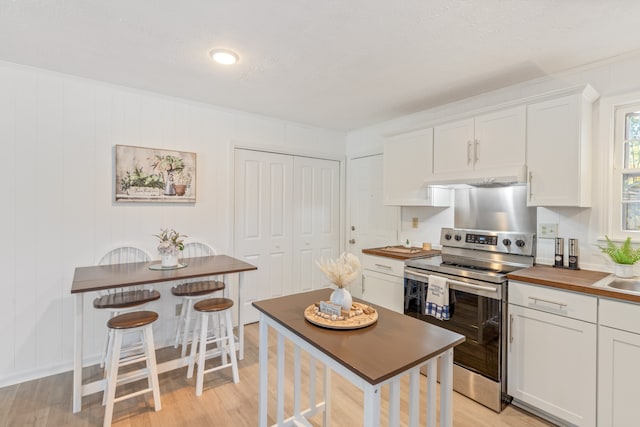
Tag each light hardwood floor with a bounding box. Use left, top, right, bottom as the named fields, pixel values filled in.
left=0, top=323, right=553, bottom=426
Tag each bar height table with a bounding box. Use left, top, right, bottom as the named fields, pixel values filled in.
left=70, top=254, right=256, bottom=413
left=253, top=289, right=465, bottom=427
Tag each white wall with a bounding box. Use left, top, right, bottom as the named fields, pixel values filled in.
left=346, top=52, right=640, bottom=272
left=0, top=60, right=345, bottom=386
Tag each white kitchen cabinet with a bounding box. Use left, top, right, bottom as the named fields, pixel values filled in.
left=508, top=281, right=596, bottom=427
left=598, top=298, right=640, bottom=427
left=383, top=128, right=450, bottom=206
left=356, top=254, right=405, bottom=313
left=432, top=105, right=525, bottom=182
left=526, top=85, right=599, bottom=207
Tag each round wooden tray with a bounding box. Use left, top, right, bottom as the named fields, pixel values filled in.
left=304, top=302, right=378, bottom=330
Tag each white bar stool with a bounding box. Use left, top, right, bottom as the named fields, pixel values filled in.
left=103, top=310, right=162, bottom=427
left=172, top=279, right=225, bottom=358
left=187, top=297, right=239, bottom=396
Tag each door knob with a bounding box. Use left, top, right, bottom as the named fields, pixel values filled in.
left=349, top=239, right=356, bottom=244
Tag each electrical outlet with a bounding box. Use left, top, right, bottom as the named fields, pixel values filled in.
left=412, top=217, right=419, bottom=228
left=539, top=223, right=558, bottom=239
left=175, top=303, right=182, bottom=316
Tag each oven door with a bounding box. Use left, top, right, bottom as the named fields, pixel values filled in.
left=404, top=267, right=504, bottom=382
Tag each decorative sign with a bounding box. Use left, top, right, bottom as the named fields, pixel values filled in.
left=319, top=301, right=343, bottom=316
left=115, top=145, right=196, bottom=203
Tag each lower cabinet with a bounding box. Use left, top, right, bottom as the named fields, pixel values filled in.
left=598, top=298, right=640, bottom=427
left=508, top=281, right=596, bottom=426
left=355, top=254, right=405, bottom=313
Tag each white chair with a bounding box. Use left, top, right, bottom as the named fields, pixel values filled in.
left=186, top=297, right=239, bottom=396
left=94, top=246, right=160, bottom=368
left=103, top=310, right=162, bottom=426
left=172, top=241, right=226, bottom=357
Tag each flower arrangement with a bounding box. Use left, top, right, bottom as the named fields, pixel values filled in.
left=316, top=252, right=361, bottom=288
left=154, top=228, right=186, bottom=256
left=598, top=236, right=640, bottom=265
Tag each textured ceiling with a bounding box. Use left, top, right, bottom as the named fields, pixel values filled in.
left=0, top=0, right=639, bottom=131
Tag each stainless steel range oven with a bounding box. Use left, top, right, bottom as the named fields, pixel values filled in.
left=404, top=227, right=535, bottom=412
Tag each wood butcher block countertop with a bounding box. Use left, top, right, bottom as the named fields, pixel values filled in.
left=362, top=246, right=441, bottom=260
left=507, top=264, right=640, bottom=304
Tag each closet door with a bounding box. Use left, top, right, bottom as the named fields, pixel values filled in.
left=234, top=149, right=293, bottom=324
left=292, top=157, right=340, bottom=292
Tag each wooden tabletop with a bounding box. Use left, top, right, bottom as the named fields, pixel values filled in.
left=71, top=254, right=257, bottom=294
left=253, top=288, right=464, bottom=385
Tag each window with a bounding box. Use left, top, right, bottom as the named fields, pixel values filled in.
left=615, top=104, right=640, bottom=235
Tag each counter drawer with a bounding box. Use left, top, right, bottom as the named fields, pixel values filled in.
left=509, top=280, right=597, bottom=323
left=599, top=298, right=640, bottom=334
left=362, top=254, right=405, bottom=277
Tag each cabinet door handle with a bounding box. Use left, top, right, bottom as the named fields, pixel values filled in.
left=467, top=140, right=472, bottom=165
left=528, top=171, right=533, bottom=200
left=362, top=274, right=366, bottom=295
left=474, top=139, right=479, bottom=163
left=509, top=314, right=514, bottom=344
left=528, top=296, right=567, bottom=308
left=374, top=263, right=393, bottom=270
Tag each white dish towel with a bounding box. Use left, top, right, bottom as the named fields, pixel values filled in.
left=426, top=275, right=450, bottom=320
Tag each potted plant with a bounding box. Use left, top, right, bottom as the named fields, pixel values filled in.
left=154, top=228, right=186, bottom=267
left=172, top=170, right=191, bottom=196
left=598, top=236, right=640, bottom=278
left=316, top=253, right=361, bottom=310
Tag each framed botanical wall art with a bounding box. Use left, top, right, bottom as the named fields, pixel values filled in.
left=115, top=145, right=196, bottom=203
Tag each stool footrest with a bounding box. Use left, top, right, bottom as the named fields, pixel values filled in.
left=203, top=362, right=234, bottom=376
left=116, top=369, right=151, bottom=387
left=113, top=387, right=154, bottom=404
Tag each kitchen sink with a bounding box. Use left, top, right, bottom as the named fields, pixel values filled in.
left=607, top=279, right=640, bottom=293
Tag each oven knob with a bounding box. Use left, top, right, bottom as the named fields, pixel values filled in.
left=515, top=239, right=526, bottom=247
left=455, top=234, right=462, bottom=241
left=444, top=233, right=452, bottom=240
left=502, top=238, right=512, bottom=246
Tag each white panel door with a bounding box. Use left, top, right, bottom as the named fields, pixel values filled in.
left=234, top=149, right=293, bottom=324
left=598, top=325, right=640, bottom=427
left=292, top=157, right=340, bottom=293
left=433, top=118, right=475, bottom=176
left=348, top=154, right=399, bottom=298
left=508, top=303, right=596, bottom=426
left=473, top=105, right=525, bottom=172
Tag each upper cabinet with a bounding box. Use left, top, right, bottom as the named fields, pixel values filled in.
left=383, top=128, right=451, bottom=206
left=432, top=105, right=526, bottom=182
left=526, top=85, right=599, bottom=207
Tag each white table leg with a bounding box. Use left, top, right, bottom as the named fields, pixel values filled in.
left=258, top=315, right=268, bottom=427
left=439, top=349, right=454, bottom=427
left=427, top=358, right=437, bottom=427
left=389, top=378, right=401, bottom=426
left=363, top=385, right=381, bottom=427
left=409, top=368, right=420, bottom=427
left=238, top=272, right=245, bottom=360
left=72, top=293, right=83, bottom=413
left=323, top=364, right=331, bottom=427
left=277, top=334, right=285, bottom=425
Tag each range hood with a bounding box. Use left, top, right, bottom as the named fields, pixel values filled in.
left=427, top=165, right=527, bottom=187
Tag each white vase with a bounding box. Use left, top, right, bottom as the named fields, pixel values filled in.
left=330, top=287, right=353, bottom=311
left=161, top=253, right=178, bottom=268
left=615, top=263, right=635, bottom=278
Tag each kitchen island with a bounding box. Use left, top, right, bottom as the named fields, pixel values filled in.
left=253, top=288, right=465, bottom=426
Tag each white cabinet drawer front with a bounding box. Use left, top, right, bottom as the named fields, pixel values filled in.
left=509, top=280, right=597, bottom=323
left=362, top=254, right=405, bottom=277
left=599, top=298, right=640, bottom=334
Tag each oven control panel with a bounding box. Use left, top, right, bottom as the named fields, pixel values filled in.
left=440, top=228, right=535, bottom=256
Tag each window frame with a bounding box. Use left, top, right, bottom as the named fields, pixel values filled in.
left=605, top=92, right=640, bottom=241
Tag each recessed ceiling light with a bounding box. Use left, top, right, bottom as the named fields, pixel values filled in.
left=209, top=49, right=239, bottom=65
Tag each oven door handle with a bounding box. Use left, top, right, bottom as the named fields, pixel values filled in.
left=404, top=269, right=498, bottom=293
